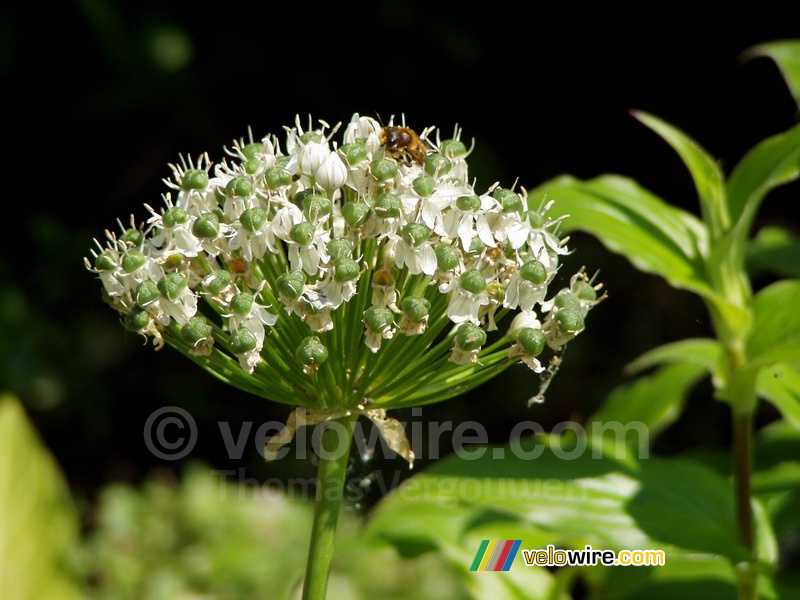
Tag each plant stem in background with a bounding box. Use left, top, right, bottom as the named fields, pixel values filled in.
left=302, top=414, right=357, bottom=600
left=733, top=408, right=756, bottom=600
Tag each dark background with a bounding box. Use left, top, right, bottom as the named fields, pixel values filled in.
left=2, top=2, right=798, bottom=508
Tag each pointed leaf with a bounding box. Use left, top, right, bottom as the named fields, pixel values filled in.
left=747, top=280, right=800, bottom=367
left=746, top=40, right=800, bottom=106
left=626, top=338, right=722, bottom=374
left=757, top=362, right=800, bottom=428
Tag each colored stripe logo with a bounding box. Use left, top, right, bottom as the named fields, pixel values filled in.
left=470, top=540, right=522, bottom=571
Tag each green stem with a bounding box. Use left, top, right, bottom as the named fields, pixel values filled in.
left=733, top=407, right=757, bottom=600
left=302, top=413, right=357, bottom=600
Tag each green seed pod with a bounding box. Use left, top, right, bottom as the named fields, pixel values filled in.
left=225, top=175, right=254, bottom=198
left=265, top=166, right=293, bottom=189
left=440, top=139, right=468, bottom=158
left=124, top=309, right=150, bottom=332
left=341, top=142, right=367, bottom=166
left=135, top=281, right=160, bottom=307
left=276, top=271, right=306, bottom=300
left=520, top=260, right=547, bottom=285
left=424, top=154, right=452, bottom=176
left=467, top=237, right=486, bottom=255
left=334, top=257, right=360, bottom=282
left=299, top=131, right=323, bottom=144
left=122, top=250, right=147, bottom=273
left=94, top=250, right=118, bottom=271
left=517, top=327, right=546, bottom=356
left=434, top=244, right=459, bottom=271
left=230, top=292, right=254, bottom=316
left=242, top=142, right=262, bottom=160
left=229, top=328, right=257, bottom=354
left=275, top=155, right=291, bottom=168
left=162, top=206, right=188, bottom=228
left=412, top=175, right=435, bottom=197
left=240, top=207, right=267, bottom=232
left=554, top=293, right=580, bottom=311
left=157, top=272, right=188, bottom=301
left=400, top=297, right=431, bottom=323
left=120, top=228, right=144, bottom=247
left=342, top=202, right=370, bottom=228
left=364, top=306, right=394, bottom=333
left=205, top=270, right=231, bottom=294
left=374, top=193, right=402, bottom=219
left=526, top=210, right=544, bottom=228
left=573, top=280, right=597, bottom=302
left=370, top=158, right=398, bottom=182
left=455, top=323, right=486, bottom=351
left=459, top=269, right=486, bottom=294
left=181, top=315, right=213, bottom=345
left=244, top=157, right=262, bottom=175
left=401, top=223, right=431, bottom=247
left=494, top=188, right=522, bottom=213
left=556, top=308, right=584, bottom=333
left=181, top=169, right=209, bottom=191
left=289, top=222, right=315, bottom=246
left=327, top=238, right=354, bottom=260
left=456, top=195, right=481, bottom=212
left=296, top=336, right=328, bottom=366
left=302, top=193, right=332, bottom=221
left=192, top=213, right=220, bottom=238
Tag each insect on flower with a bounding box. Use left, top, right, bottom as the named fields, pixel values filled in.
left=379, top=126, right=429, bottom=165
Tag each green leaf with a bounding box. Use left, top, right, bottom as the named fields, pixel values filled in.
left=745, top=40, right=800, bottom=107
left=531, top=175, right=712, bottom=297
left=748, top=226, right=800, bottom=279
left=632, top=111, right=729, bottom=237
left=727, top=123, right=800, bottom=231
left=626, top=338, right=723, bottom=375
left=757, top=362, right=800, bottom=428
left=0, top=395, right=82, bottom=599
left=747, top=280, right=800, bottom=367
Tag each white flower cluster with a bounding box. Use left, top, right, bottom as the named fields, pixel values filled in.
left=87, top=114, right=600, bottom=381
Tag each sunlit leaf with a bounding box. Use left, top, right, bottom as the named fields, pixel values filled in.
left=747, top=280, right=800, bottom=367
left=757, top=362, right=800, bottom=428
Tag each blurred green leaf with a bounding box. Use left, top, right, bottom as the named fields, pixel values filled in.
left=746, top=40, right=800, bottom=107
left=626, top=338, right=722, bottom=374
left=748, top=226, right=800, bottom=278
left=632, top=111, right=729, bottom=237
left=757, top=362, right=800, bottom=428
left=531, top=175, right=711, bottom=296
left=747, top=280, right=800, bottom=367
left=0, top=394, right=81, bottom=600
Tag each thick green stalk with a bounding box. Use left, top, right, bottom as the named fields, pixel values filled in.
left=302, top=413, right=357, bottom=600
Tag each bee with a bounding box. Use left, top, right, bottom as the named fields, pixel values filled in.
left=379, top=126, right=428, bottom=165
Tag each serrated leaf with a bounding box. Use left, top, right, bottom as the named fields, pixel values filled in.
left=633, top=111, right=729, bottom=237
left=747, top=280, right=800, bottom=367
left=757, top=362, right=800, bottom=428
left=746, top=40, right=800, bottom=107
left=0, top=395, right=81, bottom=600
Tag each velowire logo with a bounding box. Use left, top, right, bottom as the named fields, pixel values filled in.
left=469, top=540, right=522, bottom=571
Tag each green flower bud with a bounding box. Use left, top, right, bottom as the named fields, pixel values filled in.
left=342, top=202, right=370, bottom=228
left=459, top=269, right=486, bottom=294
left=370, top=158, right=398, bottom=182
left=94, top=250, right=117, bottom=271
left=205, top=270, right=231, bottom=294
left=327, top=238, right=354, bottom=260
left=240, top=207, right=267, bottom=232
left=275, top=155, right=291, bottom=168
left=302, top=193, right=332, bottom=221
left=162, top=206, right=188, bottom=228
left=334, top=257, right=360, bottom=282
left=556, top=308, right=584, bottom=333
left=440, top=139, right=468, bottom=158
left=276, top=271, right=306, bottom=300
left=299, top=131, right=323, bottom=144
left=341, top=142, right=367, bottom=165
left=400, top=297, right=431, bottom=323
left=526, top=210, right=544, bottom=228
left=467, top=238, right=486, bottom=255
left=266, top=166, right=293, bottom=189
left=424, top=154, right=452, bottom=176
left=412, top=175, right=435, bottom=197
left=192, top=213, right=220, bottom=238
left=225, top=176, right=254, bottom=198
left=456, top=195, right=481, bottom=212
left=165, top=253, right=183, bottom=270
left=122, top=250, right=147, bottom=273
left=124, top=309, right=150, bottom=332
left=573, top=280, right=597, bottom=302
left=401, top=223, right=431, bottom=247
left=455, top=323, right=486, bottom=351
left=435, top=245, right=459, bottom=271
left=290, top=222, right=315, bottom=246
left=517, top=327, right=546, bottom=356
left=554, top=293, right=580, bottom=311
left=181, top=316, right=213, bottom=345
left=244, top=157, right=261, bottom=175
left=181, top=169, right=209, bottom=191
left=494, top=188, right=522, bottom=213
left=120, top=228, right=144, bottom=246
left=242, top=142, right=262, bottom=160
left=364, top=306, right=394, bottom=332
left=520, top=260, right=547, bottom=285
left=157, top=272, right=188, bottom=301
left=135, top=281, right=160, bottom=307
left=230, top=292, right=254, bottom=316
left=374, top=193, right=402, bottom=219
left=296, top=336, right=328, bottom=366
left=229, top=328, right=257, bottom=354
